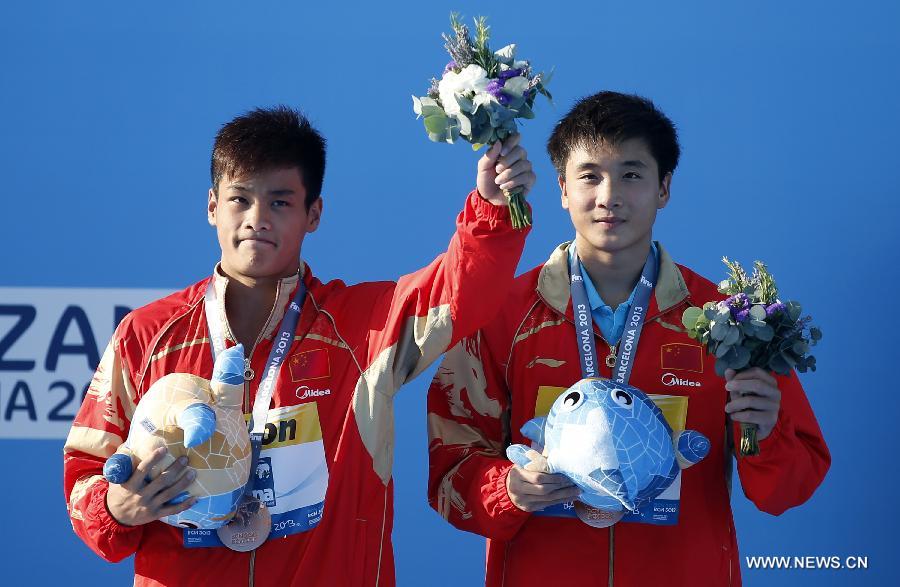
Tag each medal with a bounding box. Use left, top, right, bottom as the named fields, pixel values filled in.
left=574, top=501, right=624, bottom=528
left=216, top=495, right=272, bottom=552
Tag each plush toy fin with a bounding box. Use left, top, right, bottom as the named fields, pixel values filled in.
left=588, top=467, right=635, bottom=511
left=166, top=491, right=191, bottom=506
left=506, top=444, right=534, bottom=468
left=636, top=470, right=676, bottom=503
left=103, top=452, right=134, bottom=484
left=178, top=403, right=217, bottom=448
left=519, top=417, right=546, bottom=446
left=212, top=343, right=245, bottom=386
left=674, top=429, right=710, bottom=468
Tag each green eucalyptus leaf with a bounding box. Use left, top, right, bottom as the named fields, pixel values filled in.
left=749, top=305, right=767, bottom=321
left=723, top=326, right=741, bottom=347
left=756, top=324, right=775, bottom=342
left=786, top=301, right=802, bottom=322
left=810, top=327, right=823, bottom=341
left=710, top=321, right=729, bottom=341
left=456, top=95, right=474, bottom=113
left=682, top=307, right=703, bottom=329
left=714, top=358, right=729, bottom=377
left=769, top=353, right=791, bottom=376
left=424, top=113, right=450, bottom=134
left=503, top=76, right=529, bottom=98
left=732, top=346, right=751, bottom=370
left=793, top=340, right=809, bottom=355
left=715, top=342, right=732, bottom=359
left=516, top=102, right=535, bottom=119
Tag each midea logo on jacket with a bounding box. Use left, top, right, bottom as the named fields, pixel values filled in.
left=296, top=385, right=332, bottom=400
left=661, top=372, right=702, bottom=388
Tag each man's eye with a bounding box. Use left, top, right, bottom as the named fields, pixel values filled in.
left=229, top=196, right=248, bottom=205
left=623, top=172, right=642, bottom=179
left=579, top=174, right=598, bottom=181
left=272, top=200, right=290, bottom=208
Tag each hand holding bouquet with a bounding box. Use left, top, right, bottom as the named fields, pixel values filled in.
left=682, top=258, right=822, bottom=456
left=412, top=14, right=551, bottom=229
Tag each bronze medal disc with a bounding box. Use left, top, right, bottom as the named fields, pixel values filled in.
left=217, top=496, right=272, bottom=552
left=574, top=501, right=625, bottom=528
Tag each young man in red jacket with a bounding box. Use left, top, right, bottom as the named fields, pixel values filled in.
left=426, top=91, right=830, bottom=586
left=63, top=105, right=535, bottom=586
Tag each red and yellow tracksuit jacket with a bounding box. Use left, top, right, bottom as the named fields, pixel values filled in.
left=64, top=191, right=528, bottom=586
left=427, top=241, right=830, bottom=586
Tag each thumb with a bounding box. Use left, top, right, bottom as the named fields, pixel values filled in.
left=724, top=368, right=737, bottom=381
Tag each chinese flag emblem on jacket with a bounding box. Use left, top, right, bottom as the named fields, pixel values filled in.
left=289, top=348, right=330, bottom=382
left=660, top=343, right=703, bottom=373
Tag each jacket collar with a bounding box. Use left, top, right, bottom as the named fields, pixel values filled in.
left=537, top=241, right=690, bottom=321
left=211, top=261, right=305, bottom=342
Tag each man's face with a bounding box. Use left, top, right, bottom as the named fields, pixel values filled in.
left=560, top=138, right=670, bottom=256
left=208, top=167, right=322, bottom=282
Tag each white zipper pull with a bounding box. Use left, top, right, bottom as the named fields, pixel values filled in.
left=244, top=357, right=255, bottom=381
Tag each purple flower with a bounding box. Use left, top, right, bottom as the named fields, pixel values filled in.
left=486, top=79, right=504, bottom=97
left=497, top=92, right=511, bottom=106
left=721, top=293, right=751, bottom=322
left=444, top=60, right=458, bottom=73
left=498, top=68, right=523, bottom=81
left=766, top=302, right=786, bottom=317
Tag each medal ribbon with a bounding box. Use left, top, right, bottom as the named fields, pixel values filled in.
left=568, top=244, right=657, bottom=384
left=204, top=277, right=307, bottom=501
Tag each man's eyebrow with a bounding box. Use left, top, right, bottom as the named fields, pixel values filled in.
left=621, top=159, right=648, bottom=168
left=267, top=188, right=296, bottom=196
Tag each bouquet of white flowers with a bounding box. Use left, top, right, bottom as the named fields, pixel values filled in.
left=682, top=258, right=822, bottom=456
left=412, top=14, right=551, bottom=229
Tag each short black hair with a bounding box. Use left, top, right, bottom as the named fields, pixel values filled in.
left=211, top=106, right=326, bottom=210
left=547, top=91, right=680, bottom=182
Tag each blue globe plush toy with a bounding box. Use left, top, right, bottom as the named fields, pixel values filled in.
left=507, top=378, right=710, bottom=517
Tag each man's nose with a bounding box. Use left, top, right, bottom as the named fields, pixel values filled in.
left=245, top=202, right=272, bottom=231
left=595, top=181, right=620, bottom=209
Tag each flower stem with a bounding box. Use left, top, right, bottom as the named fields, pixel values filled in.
left=739, top=422, right=759, bottom=457
left=504, top=187, right=531, bottom=229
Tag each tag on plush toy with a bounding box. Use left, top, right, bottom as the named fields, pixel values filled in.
left=506, top=378, right=710, bottom=527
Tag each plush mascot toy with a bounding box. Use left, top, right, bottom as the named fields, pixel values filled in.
left=103, top=344, right=251, bottom=529
left=507, top=378, right=710, bottom=518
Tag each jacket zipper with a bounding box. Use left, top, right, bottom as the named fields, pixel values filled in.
left=608, top=526, right=615, bottom=587
left=235, top=280, right=284, bottom=587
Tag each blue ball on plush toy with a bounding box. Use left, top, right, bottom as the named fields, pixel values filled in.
left=507, top=378, right=710, bottom=515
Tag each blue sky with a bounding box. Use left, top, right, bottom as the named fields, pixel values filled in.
left=2, top=1, right=898, bottom=584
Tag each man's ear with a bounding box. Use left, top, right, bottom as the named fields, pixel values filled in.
left=559, top=175, right=569, bottom=210
left=207, top=188, right=218, bottom=226
left=306, top=197, right=323, bottom=232
left=657, top=172, right=672, bottom=210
